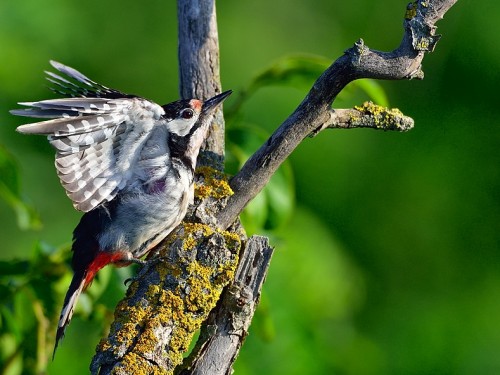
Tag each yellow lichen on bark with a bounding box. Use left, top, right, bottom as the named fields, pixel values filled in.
left=97, top=219, right=241, bottom=374
left=194, top=166, right=234, bottom=199
left=352, top=101, right=405, bottom=130
left=113, top=352, right=168, bottom=375
left=405, top=1, right=418, bottom=20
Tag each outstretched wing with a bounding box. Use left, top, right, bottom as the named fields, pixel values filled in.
left=11, top=61, right=166, bottom=212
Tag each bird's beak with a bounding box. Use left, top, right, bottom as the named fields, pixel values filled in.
left=202, top=90, right=232, bottom=113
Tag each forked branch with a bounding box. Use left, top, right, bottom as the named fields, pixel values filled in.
left=215, top=0, right=458, bottom=230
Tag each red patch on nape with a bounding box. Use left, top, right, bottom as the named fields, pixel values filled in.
left=84, top=251, right=129, bottom=289
left=190, top=99, right=202, bottom=112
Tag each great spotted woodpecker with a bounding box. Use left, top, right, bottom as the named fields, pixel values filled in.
left=11, top=61, right=231, bottom=355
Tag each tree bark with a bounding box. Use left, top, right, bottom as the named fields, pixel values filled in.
left=177, top=0, right=225, bottom=169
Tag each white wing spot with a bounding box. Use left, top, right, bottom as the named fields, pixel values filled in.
left=103, top=128, right=113, bottom=138
left=84, top=135, right=94, bottom=145
left=81, top=120, right=91, bottom=130
left=97, top=116, right=106, bottom=125
left=84, top=191, right=93, bottom=199
left=93, top=178, right=103, bottom=187
left=90, top=168, right=101, bottom=178
left=98, top=186, right=111, bottom=197
left=90, top=199, right=99, bottom=207
left=77, top=180, right=87, bottom=189
left=66, top=124, right=76, bottom=133
left=111, top=113, right=122, bottom=123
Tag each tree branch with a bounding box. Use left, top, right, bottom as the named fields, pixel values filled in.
left=91, top=1, right=237, bottom=373
left=177, top=0, right=225, bottom=168
left=312, top=102, right=414, bottom=135
left=90, top=216, right=241, bottom=375
left=177, top=236, right=274, bottom=375
left=215, top=0, right=457, bottom=230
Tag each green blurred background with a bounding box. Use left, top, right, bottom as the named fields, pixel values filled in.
left=1, top=0, right=499, bottom=374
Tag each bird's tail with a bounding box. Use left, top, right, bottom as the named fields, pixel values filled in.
left=52, top=248, right=127, bottom=358
left=53, top=271, right=87, bottom=359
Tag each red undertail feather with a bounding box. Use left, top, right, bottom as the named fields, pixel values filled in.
left=53, top=251, right=129, bottom=358
left=83, top=251, right=130, bottom=288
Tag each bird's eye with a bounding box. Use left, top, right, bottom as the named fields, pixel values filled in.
left=181, top=109, right=194, bottom=119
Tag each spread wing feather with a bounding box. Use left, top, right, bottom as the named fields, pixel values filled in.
left=11, top=61, right=166, bottom=212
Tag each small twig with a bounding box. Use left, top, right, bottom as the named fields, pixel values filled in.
left=310, top=103, right=414, bottom=136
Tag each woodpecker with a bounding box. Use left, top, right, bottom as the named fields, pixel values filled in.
left=11, top=61, right=231, bottom=356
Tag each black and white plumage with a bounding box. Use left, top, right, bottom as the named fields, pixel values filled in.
left=11, top=61, right=231, bottom=356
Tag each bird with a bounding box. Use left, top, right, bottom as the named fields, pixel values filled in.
left=11, top=60, right=231, bottom=356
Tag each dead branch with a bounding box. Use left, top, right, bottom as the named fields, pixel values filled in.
left=215, top=0, right=458, bottom=230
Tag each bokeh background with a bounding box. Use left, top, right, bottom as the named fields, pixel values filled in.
left=1, top=0, right=499, bottom=374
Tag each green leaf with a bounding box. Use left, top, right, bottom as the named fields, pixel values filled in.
left=0, top=145, right=42, bottom=231
left=263, top=162, right=295, bottom=230
left=240, top=190, right=268, bottom=235
left=249, top=54, right=331, bottom=93
left=0, top=146, right=20, bottom=195
left=227, top=125, right=271, bottom=233
left=352, top=79, right=389, bottom=106
left=226, top=124, right=295, bottom=233
left=252, top=292, right=276, bottom=342
left=226, top=55, right=330, bottom=118
left=227, top=55, right=388, bottom=118
left=85, top=265, right=113, bottom=301
left=25, top=242, right=68, bottom=318
left=1, top=305, right=23, bottom=340
left=0, top=260, right=30, bottom=277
